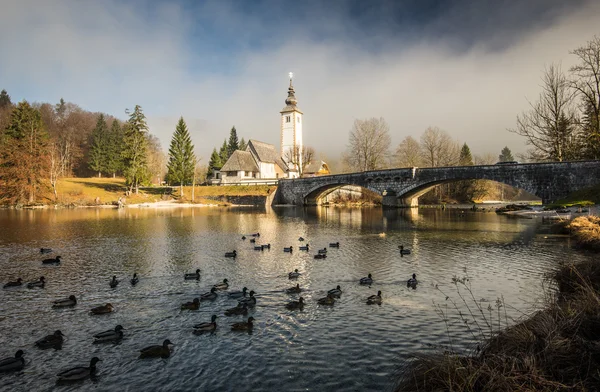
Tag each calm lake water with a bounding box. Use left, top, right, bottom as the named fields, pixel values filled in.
left=0, top=206, right=591, bottom=391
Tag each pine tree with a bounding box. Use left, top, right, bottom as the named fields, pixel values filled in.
left=121, top=105, right=150, bottom=194
left=0, top=89, right=11, bottom=109
left=207, top=148, right=222, bottom=178
left=1, top=101, right=49, bottom=203
left=88, top=114, right=109, bottom=177
left=219, top=139, right=228, bottom=164
left=105, top=120, right=123, bottom=178
left=498, top=146, right=514, bottom=162
left=459, top=143, right=473, bottom=166
left=166, top=117, right=197, bottom=196
left=239, top=137, right=247, bottom=151
left=227, top=126, right=239, bottom=158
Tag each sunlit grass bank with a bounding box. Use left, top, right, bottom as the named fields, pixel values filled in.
left=549, top=184, right=600, bottom=208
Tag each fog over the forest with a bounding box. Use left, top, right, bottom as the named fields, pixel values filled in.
left=1, top=0, right=599, bottom=163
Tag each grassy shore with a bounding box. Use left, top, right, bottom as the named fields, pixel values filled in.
left=30, top=178, right=276, bottom=207
left=395, top=216, right=600, bottom=391
left=547, top=184, right=600, bottom=208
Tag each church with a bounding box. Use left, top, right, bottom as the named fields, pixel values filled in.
left=210, top=73, right=325, bottom=185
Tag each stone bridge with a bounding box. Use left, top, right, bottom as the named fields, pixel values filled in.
left=275, top=161, right=600, bottom=207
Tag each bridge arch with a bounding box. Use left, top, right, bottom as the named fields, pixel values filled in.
left=303, top=183, right=383, bottom=205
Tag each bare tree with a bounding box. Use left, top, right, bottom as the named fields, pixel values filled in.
left=343, top=117, right=391, bottom=172
left=284, top=145, right=315, bottom=176
left=570, top=36, right=600, bottom=159
left=510, top=64, right=580, bottom=161
left=146, top=134, right=166, bottom=186
left=420, top=126, right=459, bottom=167
left=394, top=136, right=422, bottom=167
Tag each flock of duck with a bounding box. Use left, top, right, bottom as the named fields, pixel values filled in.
left=0, top=238, right=417, bottom=384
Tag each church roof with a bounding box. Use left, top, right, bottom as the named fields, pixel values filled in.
left=246, top=139, right=289, bottom=172
left=220, top=150, right=259, bottom=172
left=280, top=79, right=303, bottom=114
left=304, top=160, right=330, bottom=174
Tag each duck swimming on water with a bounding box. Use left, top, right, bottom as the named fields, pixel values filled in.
left=407, top=273, right=418, bottom=287
left=0, top=350, right=25, bottom=372
left=42, top=256, right=61, bottom=264
left=200, top=287, right=218, bottom=300
left=35, top=330, right=64, bottom=350
left=360, top=274, right=373, bottom=285
left=231, top=317, right=254, bottom=331
left=399, top=245, right=411, bottom=255
left=367, top=291, right=382, bottom=305
left=224, top=303, right=248, bottom=316
left=91, top=303, right=113, bottom=314
left=53, top=295, right=77, bottom=308
left=3, top=278, right=22, bottom=288
left=213, top=279, right=229, bottom=290
left=224, top=250, right=237, bottom=258
left=288, top=269, right=301, bottom=279
left=228, top=287, right=248, bottom=298
left=40, top=248, right=53, bottom=254
left=109, top=276, right=119, bottom=288
left=130, top=273, right=139, bottom=286
left=317, top=294, right=335, bottom=306
left=286, top=284, right=301, bottom=294
left=93, top=325, right=124, bottom=343
left=286, top=297, right=305, bottom=310
left=27, top=276, right=45, bottom=289
left=181, top=298, right=200, bottom=310
left=283, top=246, right=293, bottom=253
left=56, top=357, right=101, bottom=382
left=194, top=315, right=217, bottom=334
left=328, top=285, right=342, bottom=297
left=237, top=290, right=256, bottom=307
left=299, top=244, right=309, bottom=251
left=184, top=269, right=200, bottom=280
left=139, top=340, right=173, bottom=359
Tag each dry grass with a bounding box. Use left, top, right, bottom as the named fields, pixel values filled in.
left=567, top=216, right=600, bottom=251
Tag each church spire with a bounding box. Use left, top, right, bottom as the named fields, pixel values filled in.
left=285, top=72, right=298, bottom=107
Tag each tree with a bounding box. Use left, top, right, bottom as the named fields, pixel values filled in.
left=284, top=145, right=315, bottom=176
left=510, top=64, right=580, bottom=162
left=166, top=117, right=197, bottom=196
left=105, top=120, right=123, bottom=178
left=239, top=137, right=247, bottom=151
left=227, top=126, right=239, bottom=158
left=88, top=114, right=109, bottom=177
left=394, top=136, right=422, bottom=167
left=459, top=143, right=473, bottom=166
left=0, top=89, right=11, bottom=109
left=219, top=139, right=228, bottom=164
left=498, top=146, right=514, bottom=162
left=1, top=101, right=49, bottom=203
left=420, top=126, right=459, bottom=167
left=570, top=36, right=600, bottom=159
left=342, top=117, right=391, bottom=171
left=121, top=105, right=149, bottom=194
left=207, top=148, right=222, bottom=179
left=147, top=134, right=166, bottom=188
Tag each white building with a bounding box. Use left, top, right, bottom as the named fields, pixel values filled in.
left=280, top=73, right=303, bottom=178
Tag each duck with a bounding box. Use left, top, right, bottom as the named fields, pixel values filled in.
left=35, top=330, right=64, bottom=349
left=42, top=256, right=61, bottom=264
left=56, top=357, right=101, bottom=382
left=360, top=274, right=373, bottom=285
left=407, top=273, right=418, bottom=287
left=0, top=350, right=25, bottom=372
left=299, top=244, right=309, bottom=251
left=288, top=269, right=301, bottom=279
left=286, top=284, right=301, bottom=294
left=314, top=254, right=327, bottom=259
left=367, top=290, right=382, bottom=305
left=250, top=238, right=256, bottom=243
left=317, top=294, right=335, bottom=306
left=200, top=287, right=218, bottom=301
left=193, top=315, right=217, bottom=333
left=181, top=298, right=200, bottom=310
left=93, top=325, right=124, bottom=343
left=286, top=297, right=305, bottom=310
left=90, top=303, right=113, bottom=314
left=251, top=233, right=260, bottom=237
left=328, top=285, right=342, bottom=297
left=184, top=269, right=201, bottom=280
left=318, top=248, right=327, bottom=254
left=231, top=317, right=254, bottom=331
left=399, top=245, right=411, bottom=255
left=40, top=248, right=53, bottom=254
left=139, top=339, right=173, bottom=359
left=237, top=290, right=256, bottom=307
left=224, top=250, right=237, bottom=258
left=261, top=243, right=271, bottom=250
left=53, top=295, right=77, bottom=308
left=228, top=287, right=248, bottom=298
left=283, top=246, right=293, bottom=253
left=3, top=278, right=22, bottom=288
left=130, top=273, right=139, bottom=286
left=224, top=303, right=248, bottom=316
left=27, top=276, right=45, bottom=288
left=109, top=276, right=119, bottom=288
left=213, top=279, right=229, bottom=290
left=298, top=237, right=305, bottom=241
left=254, top=245, right=264, bottom=251
left=241, top=236, right=246, bottom=240
left=329, top=242, right=340, bottom=248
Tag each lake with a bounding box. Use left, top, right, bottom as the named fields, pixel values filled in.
left=0, top=207, right=590, bottom=391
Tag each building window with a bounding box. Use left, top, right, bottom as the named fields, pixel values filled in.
left=297, top=117, right=300, bottom=123
left=286, top=116, right=291, bottom=123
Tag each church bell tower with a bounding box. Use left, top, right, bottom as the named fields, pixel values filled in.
left=280, top=72, right=303, bottom=177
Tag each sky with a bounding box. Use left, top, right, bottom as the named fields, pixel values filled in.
left=1, top=0, right=599, bottom=164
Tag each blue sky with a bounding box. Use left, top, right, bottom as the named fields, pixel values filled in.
left=1, top=0, right=599, bottom=164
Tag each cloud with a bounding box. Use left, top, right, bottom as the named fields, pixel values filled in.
left=1, top=0, right=599, bottom=163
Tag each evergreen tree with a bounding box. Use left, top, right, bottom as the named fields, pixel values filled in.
left=1, top=101, right=49, bottom=203
left=105, top=120, right=123, bottom=178
left=88, top=114, right=109, bottom=177
left=207, top=148, right=222, bottom=178
left=239, top=137, right=247, bottom=151
left=459, top=143, right=473, bottom=166
left=121, top=105, right=150, bottom=194
left=219, top=139, right=228, bottom=164
left=498, top=146, right=514, bottom=162
left=166, top=117, right=197, bottom=196
left=227, top=126, right=239, bottom=158
left=0, top=89, right=11, bottom=109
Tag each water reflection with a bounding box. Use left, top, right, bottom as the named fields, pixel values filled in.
left=0, top=206, right=591, bottom=391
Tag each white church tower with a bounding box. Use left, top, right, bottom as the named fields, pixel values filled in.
left=280, top=72, right=303, bottom=178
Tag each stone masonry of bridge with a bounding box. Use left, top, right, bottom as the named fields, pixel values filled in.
left=274, top=161, right=600, bottom=207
